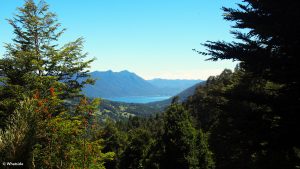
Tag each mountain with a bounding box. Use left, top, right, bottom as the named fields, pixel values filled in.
left=83, top=70, right=161, bottom=98
left=83, top=70, right=204, bottom=99
left=147, top=78, right=203, bottom=95
left=147, top=81, right=206, bottom=109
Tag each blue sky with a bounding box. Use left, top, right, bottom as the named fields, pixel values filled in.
left=0, top=0, right=240, bottom=80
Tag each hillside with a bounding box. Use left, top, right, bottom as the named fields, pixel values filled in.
left=96, top=99, right=162, bottom=121
left=147, top=81, right=206, bottom=109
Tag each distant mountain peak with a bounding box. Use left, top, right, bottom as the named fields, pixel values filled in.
left=120, top=70, right=130, bottom=73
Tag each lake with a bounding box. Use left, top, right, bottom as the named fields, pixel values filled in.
left=105, top=96, right=171, bottom=104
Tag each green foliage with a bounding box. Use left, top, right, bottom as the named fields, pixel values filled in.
left=185, top=69, right=236, bottom=131
left=119, top=128, right=154, bottom=169
left=32, top=97, right=115, bottom=168
left=0, top=0, right=115, bottom=168
left=99, top=115, right=164, bottom=169
left=197, top=130, right=214, bottom=169
left=96, top=103, right=215, bottom=169
left=185, top=66, right=300, bottom=168
left=0, top=98, right=37, bottom=166
left=190, top=1, right=300, bottom=168
left=161, top=103, right=199, bottom=169
left=101, top=119, right=128, bottom=169
left=0, top=0, right=94, bottom=128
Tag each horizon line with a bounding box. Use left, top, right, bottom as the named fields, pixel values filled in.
left=89, top=69, right=212, bottom=81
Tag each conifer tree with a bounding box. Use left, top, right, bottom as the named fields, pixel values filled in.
left=0, top=1, right=110, bottom=168
left=119, top=128, right=153, bottom=169
left=197, top=130, right=215, bottom=169
left=161, top=104, right=199, bottom=169
left=102, top=119, right=127, bottom=169
left=0, top=0, right=94, bottom=128
left=197, top=0, right=300, bottom=168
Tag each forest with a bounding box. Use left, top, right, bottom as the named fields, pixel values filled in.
left=0, top=0, right=299, bottom=168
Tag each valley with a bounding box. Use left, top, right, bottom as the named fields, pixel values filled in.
left=85, top=72, right=206, bottom=121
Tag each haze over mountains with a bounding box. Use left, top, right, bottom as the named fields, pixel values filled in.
left=148, top=79, right=201, bottom=95
left=83, top=70, right=203, bottom=98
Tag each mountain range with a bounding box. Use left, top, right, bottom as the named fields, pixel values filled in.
left=82, top=70, right=203, bottom=98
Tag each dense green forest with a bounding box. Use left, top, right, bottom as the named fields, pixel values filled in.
left=1, top=0, right=300, bottom=168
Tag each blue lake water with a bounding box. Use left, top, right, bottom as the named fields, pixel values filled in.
left=105, top=96, right=171, bottom=104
